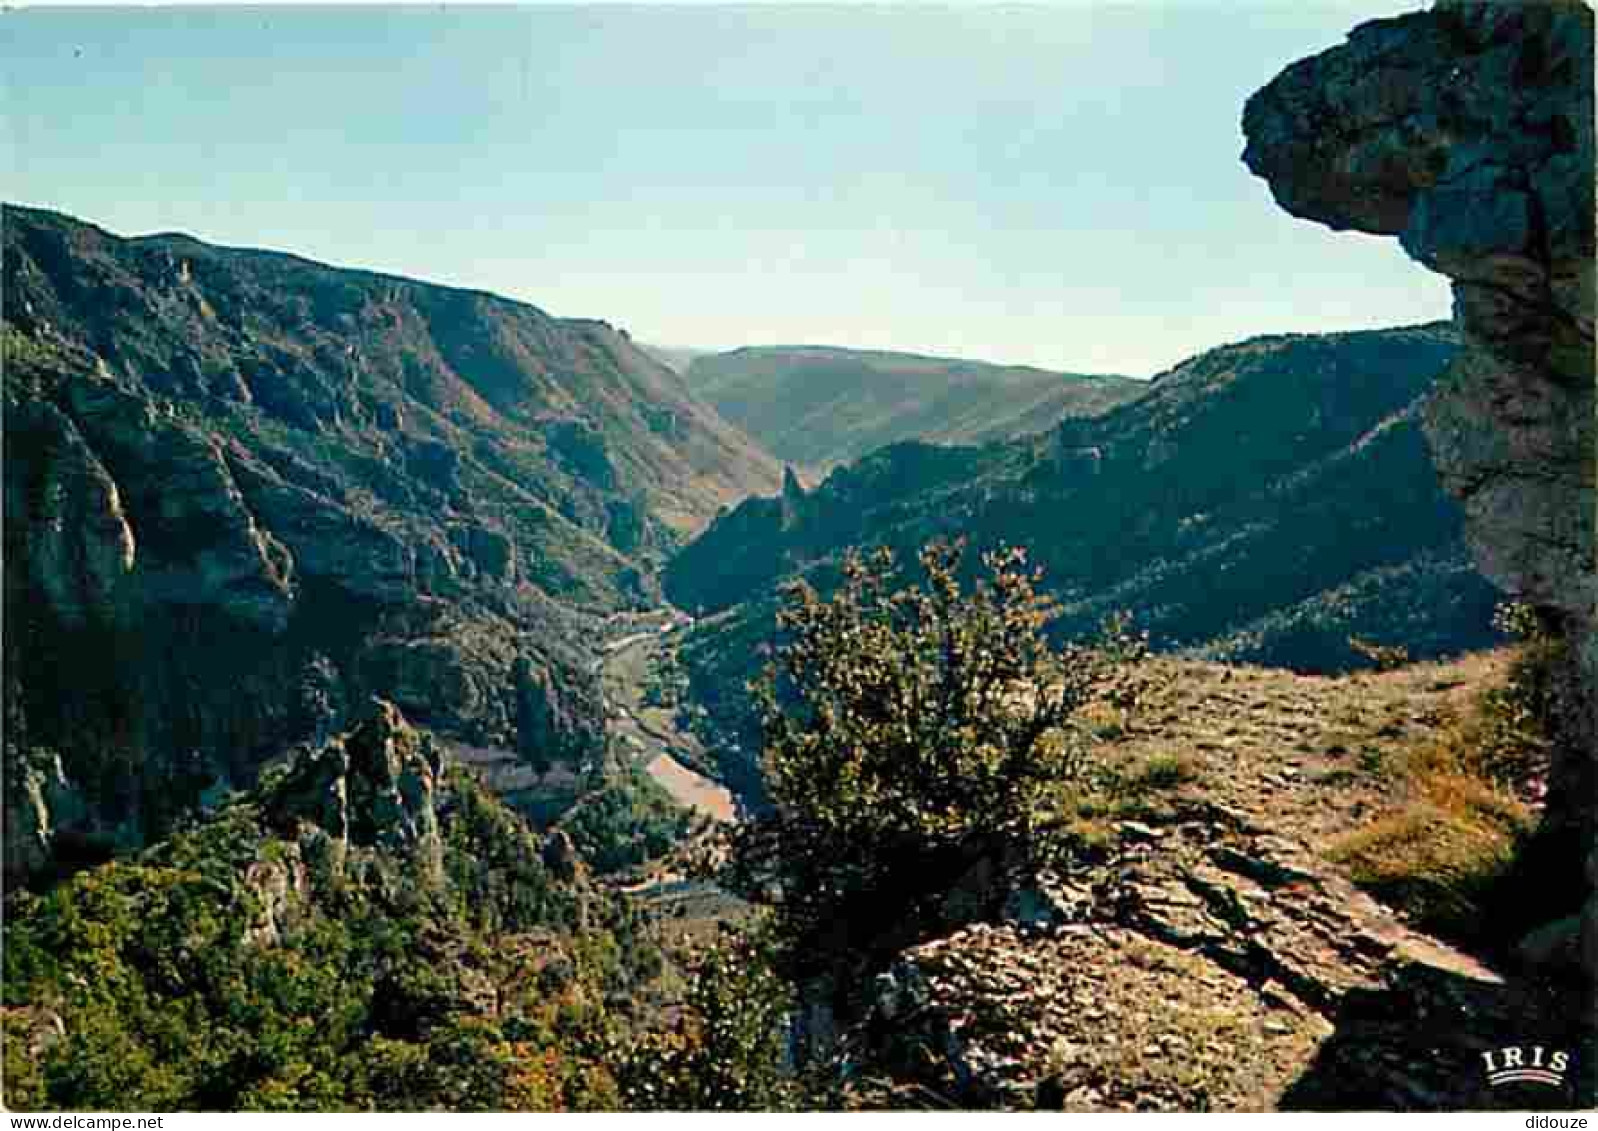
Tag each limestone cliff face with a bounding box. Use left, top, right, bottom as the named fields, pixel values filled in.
left=1, top=203, right=778, bottom=885
left=1243, top=0, right=1594, bottom=945
left=15, top=400, right=139, bottom=630
left=244, top=700, right=445, bottom=940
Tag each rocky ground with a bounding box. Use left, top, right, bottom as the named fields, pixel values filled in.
left=840, top=652, right=1596, bottom=1111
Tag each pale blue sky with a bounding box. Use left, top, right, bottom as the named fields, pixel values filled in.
left=3, top=3, right=1449, bottom=375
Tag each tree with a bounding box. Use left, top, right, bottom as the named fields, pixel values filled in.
left=742, top=540, right=1146, bottom=976
left=613, top=921, right=796, bottom=1111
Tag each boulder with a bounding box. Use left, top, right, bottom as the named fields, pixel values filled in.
left=1243, top=0, right=1595, bottom=968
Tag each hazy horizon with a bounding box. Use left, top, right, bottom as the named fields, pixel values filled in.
left=4, top=2, right=1451, bottom=376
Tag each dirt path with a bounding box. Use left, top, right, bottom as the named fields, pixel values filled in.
left=1114, top=650, right=1512, bottom=852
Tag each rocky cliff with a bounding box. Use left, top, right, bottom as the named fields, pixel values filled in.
left=1242, top=0, right=1594, bottom=968
left=2, top=204, right=781, bottom=885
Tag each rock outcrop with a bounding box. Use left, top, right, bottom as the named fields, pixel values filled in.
left=844, top=809, right=1594, bottom=1110
left=778, top=651, right=1595, bottom=1110
left=1, top=747, right=89, bottom=883
left=1243, top=0, right=1595, bottom=964
left=2, top=690, right=644, bottom=1112
left=15, top=401, right=138, bottom=631
left=270, top=698, right=439, bottom=826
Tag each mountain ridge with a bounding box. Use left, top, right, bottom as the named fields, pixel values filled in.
left=663, top=321, right=1501, bottom=796
left=682, top=342, right=1144, bottom=472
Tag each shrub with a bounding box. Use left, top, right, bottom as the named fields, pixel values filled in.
left=743, top=539, right=1147, bottom=973
left=1477, top=601, right=1565, bottom=786
left=1118, top=751, right=1199, bottom=796
left=560, top=768, right=694, bottom=874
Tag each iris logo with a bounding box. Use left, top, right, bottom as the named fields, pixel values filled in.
left=1481, top=1045, right=1571, bottom=1089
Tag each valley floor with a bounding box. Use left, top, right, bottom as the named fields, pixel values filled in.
left=598, top=614, right=736, bottom=823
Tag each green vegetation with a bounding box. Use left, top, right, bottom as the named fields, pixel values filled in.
left=2, top=771, right=658, bottom=1111
left=613, top=920, right=798, bottom=1111
left=1330, top=793, right=1529, bottom=939
left=640, top=648, right=686, bottom=711
left=738, top=540, right=1148, bottom=978
left=1048, top=750, right=1202, bottom=855
left=1, top=325, right=68, bottom=379
left=561, top=766, right=696, bottom=875
left=1118, top=750, right=1200, bottom=795
left=683, top=344, right=1141, bottom=471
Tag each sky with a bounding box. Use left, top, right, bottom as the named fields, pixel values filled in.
left=2, top=2, right=1451, bottom=376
